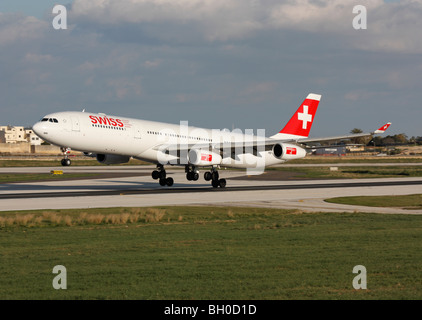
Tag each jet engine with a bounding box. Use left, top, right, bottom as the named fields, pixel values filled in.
left=96, top=154, right=131, bottom=165
left=272, top=143, right=306, bottom=160
left=188, top=149, right=222, bottom=166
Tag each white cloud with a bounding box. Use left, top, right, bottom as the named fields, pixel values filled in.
left=107, top=77, right=143, bottom=100
left=70, top=0, right=422, bottom=53
left=24, top=53, right=54, bottom=63
left=0, top=13, right=48, bottom=45
left=71, top=0, right=261, bottom=41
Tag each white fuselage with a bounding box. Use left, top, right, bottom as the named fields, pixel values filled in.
left=33, top=111, right=305, bottom=170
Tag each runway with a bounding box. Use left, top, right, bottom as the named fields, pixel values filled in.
left=1, top=165, right=422, bottom=214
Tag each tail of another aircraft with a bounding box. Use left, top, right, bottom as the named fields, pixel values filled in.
left=270, top=93, right=321, bottom=140
left=373, top=122, right=392, bottom=134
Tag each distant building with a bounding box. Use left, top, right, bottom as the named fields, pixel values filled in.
left=25, top=129, right=44, bottom=146
left=0, top=126, right=44, bottom=145
left=314, top=146, right=346, bottom=156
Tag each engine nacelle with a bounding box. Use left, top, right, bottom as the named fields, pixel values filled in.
left=272, top=143, right=306, bottom=160
left=188, top=149, right=222, bottom=166
left=96, top=154, right=131, bottom=165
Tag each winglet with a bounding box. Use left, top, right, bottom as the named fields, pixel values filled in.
left=373, top=122, right=392, bottom=134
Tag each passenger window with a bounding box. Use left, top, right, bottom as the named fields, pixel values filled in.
left=49, top=119, right=53, bottom=122
left=53, top=118, right=58, bottom=123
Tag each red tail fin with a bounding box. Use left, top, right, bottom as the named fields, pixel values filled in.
left=277, top=93, right=321, bottom=138
left=373, top=122, right=392, bottom=134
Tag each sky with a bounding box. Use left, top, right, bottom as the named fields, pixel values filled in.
left=0, top=0, right=421, bottom=138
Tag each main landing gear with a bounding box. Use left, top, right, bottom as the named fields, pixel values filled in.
left=204, top=167, right=226, bottom=188
left=60, top=147, right=71, bottom=166
left=151, top=165, right=226, bottom=188
left=151, top=164, right=174, bottom=186
left=188, top=165, right=226, bottom=188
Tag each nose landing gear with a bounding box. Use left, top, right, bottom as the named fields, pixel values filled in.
left=60, top=147, right=71, bottom=166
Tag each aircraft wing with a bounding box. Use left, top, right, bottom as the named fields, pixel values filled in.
left=152, top=137, right=274, bottom=154
left=149, top=122, right=391, bottom=159
left=151, top=122, right=391, bottom=155
left=296, top=122, right=392, bottom=147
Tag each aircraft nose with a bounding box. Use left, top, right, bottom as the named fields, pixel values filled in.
left=32, top=122, right=46, bottom=138
left=32, top=122, right=41, bottom=135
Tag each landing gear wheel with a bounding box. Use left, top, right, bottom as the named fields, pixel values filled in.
left=185, top=166, right=199, bottom=181
left=166, top=177, right=174, bottom=186
left=60, top=147, right=71, bottom=166
left=159, top=170, right=166, bottom=179
left=152, top=170, right=160, bottom=180
left=204, top=172, right=212, bottom=181
left=212, top=179, right=219, bottom=188
left=152, top=165, right=170, bottom=185
left=61, top=159, right=71, bottom=166
left=159, top=177, right=173, bottom=187
left=219, top=178, right=226, bottom=188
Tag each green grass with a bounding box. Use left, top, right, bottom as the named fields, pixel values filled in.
left=0, top=158, right=148, bottom=167
left=267, top=166, right=422, bottom=179
left=288, top=157, right=422, bottom=164
left=0, top=173, right=101, bottom=183
left=326, top=194, right=422, bottom=210
left=1, top=206, right=421, bottom=300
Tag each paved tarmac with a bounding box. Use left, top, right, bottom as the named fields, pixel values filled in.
left=0, top=166, right=421, bottom=214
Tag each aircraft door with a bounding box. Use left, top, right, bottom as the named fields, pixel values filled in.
left=134, top=127, right=141, bottom=139
left=71, top=117, right=80, bottom=132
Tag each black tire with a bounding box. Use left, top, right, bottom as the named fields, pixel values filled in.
left=193, top=173, right=199, bottom=181
left=66, top=159, right=71, bottom=166
left=186, top=172, right=192, bottom=181
left=61, top=159, right=66, bottom=166
left=166, top=177, right=174, bottom=186
left=159, top=178, right=167, bottom=186
left=212, top=180, right=219, bottom=188
left=212, top=171, right=219, bottom=181
left=152, top=170, right=160, bottom=180
left=219, top=178, right=226, bottom=188
left=159, top=170, right=166, bottom=179
left=204, top=172, right=212, bottom=181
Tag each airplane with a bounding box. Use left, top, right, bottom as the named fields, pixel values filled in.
left=32, top=93, right=391, bottom=188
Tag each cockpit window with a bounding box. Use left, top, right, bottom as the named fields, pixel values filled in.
left=44, top=118, right=59, bottom=123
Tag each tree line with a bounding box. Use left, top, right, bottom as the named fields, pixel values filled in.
left=350, top=128, right=422, bottom=146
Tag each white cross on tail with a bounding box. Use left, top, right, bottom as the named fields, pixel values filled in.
left=298, top=105, right=312, bottom=129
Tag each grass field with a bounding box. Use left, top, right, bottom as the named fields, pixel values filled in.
left=0, top=156, right=421, bottom=168
left=326, top=194, right=422, bottom=210
left=267, top=165, right=422, bottom=179
left=0, top=206, right=421, bottom=300
left=0, top=173, right=101, bottom=183
left=0, top=158, right=148, bottom=167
